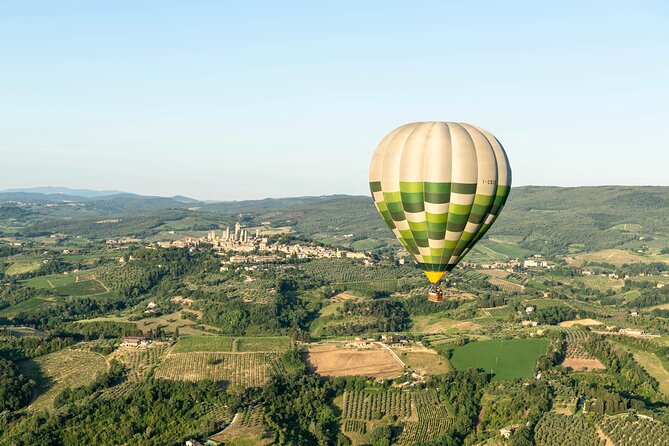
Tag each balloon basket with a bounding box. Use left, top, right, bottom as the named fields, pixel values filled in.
left=427, top=284, right=443, bottom=303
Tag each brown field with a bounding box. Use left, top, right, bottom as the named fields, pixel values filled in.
left=411, top=315, right=482, bottom=334
left=570, top=249, right=660, bottom=266
left=307, top=345, right=403, bottom=379
left=332, top=292, right=359, bottom=301
left=392, top=348, right=450, bottom=375
left=559, top=319, right=604, bottom=327
left=562, top=357, right=606, bottom=371
left=479, top=269, right=510, bottom=279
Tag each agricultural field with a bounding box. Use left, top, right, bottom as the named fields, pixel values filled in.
left=113, top=345, right=167, bottom=381
left=137, top=311, right=223, bottom=336
left=23, top=271, right=110, bottom=296
left=171, top=335, right=235, bottom=353
left=576, top=275, right=625, bottom=292
left=236, top=336, right=291, bottom=352
left=610, top=340, right=669, bottom=398
left=534, top=413, right=602, bottom=446
left=392, top=347, right=450, bottom=375
left=601, top=414, right=669, bottom=446
left=410, top=313, right=482, bottom=334
left=523, top=298, right=571, bottom=309
left=448, top=338, right=549, bottom=381
left=170, top=335, right=290, bottom=353
left=571, top=249, right=660, bottom=266
left=341, top=390, right=412, bottom=421
left=55, top=279, right=108, bottom=296
left=338, top=389, right=452, bottom=446
left=466, top=240, right=530, bottom=262
left=479, top=269, right=510, bottom=278
left=488, top=276, right=525, bottom=293
left=186, top=273, right=276, bottom=304
left=209, top=406, right=273, bottom=446
left=18, top=348, right=109, bottom=411
left=394, top=391, right=453, bottom=446
left=153, top=351, right=279, bottom=387
left=350, top=238, right=385, bottom=251
left=559, top=319, right=604, bottom=327
left=611, top=223, right=643, bottom=232
left=560, top=327, right=606, bottom=371
left=631, top=350, right=669, bottom=398
left=307, top=344, right=403, bottom=379
left=152, top=335, right=289, bottom=387
left=5, top=260, right=42, bottom=276
left=0, top=296, right=54, bottom=317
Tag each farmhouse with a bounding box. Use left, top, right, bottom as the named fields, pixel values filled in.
left=121, top=336, right=151, bottom=348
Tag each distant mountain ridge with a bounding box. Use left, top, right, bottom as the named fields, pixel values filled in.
left=2, top=186, right=669, bottom=254
left=1, top=187, right=126, bottom=198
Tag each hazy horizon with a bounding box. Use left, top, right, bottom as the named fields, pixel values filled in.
left=5, top=183, right=669, bottom=202
left=2, top=1, right=668, bottom=200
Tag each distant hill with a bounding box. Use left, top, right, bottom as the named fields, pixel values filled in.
left=1, top=187, right=126, bottom=198
left=202, top=195, right=357, bottom=214
left=2, top=186, right=669, bottom=256
left=0, top=190, right=203, bottom=214
left=201, top=186, right=669, bottom=255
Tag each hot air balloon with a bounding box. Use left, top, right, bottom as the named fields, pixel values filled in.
left=369, top=122, right=511, bottom=302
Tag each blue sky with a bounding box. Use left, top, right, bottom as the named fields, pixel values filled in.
left=1, top=1, right=667, bottom=200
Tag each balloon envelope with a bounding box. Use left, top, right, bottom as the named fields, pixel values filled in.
left=369, top=122, right=511, bottom=283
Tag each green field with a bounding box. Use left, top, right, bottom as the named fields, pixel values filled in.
left=522, top=298, right=570, bottom=309
left=350, top=238, right=384, bottom=251
left=171, top=335, right=292, bottom=353
left=54, top=279, right=108, bottom=296
left=467, top=240, right=530, bottom=262
left=24, top=273, right=77, bottom=289
left=448, top=338, right=549, bottom=381
left=236, top=336, right=291, bottom=352
left=0, top=297, right=53, bottom=317
left=171, top=335, right=234, bottom=353
left=612, top=223, right=643, bottom=232
left=23, top=272, right=109, bottom=296
left=5, top=261, right=42, bottom=276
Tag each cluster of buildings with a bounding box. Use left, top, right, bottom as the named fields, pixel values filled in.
left=120, top=336, right=152, bottom=348
left=463, top=254, right=556, bottom=272
left=462, top=259, right=519, bottom=271
left=157, top=222, right=371, bottom=264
